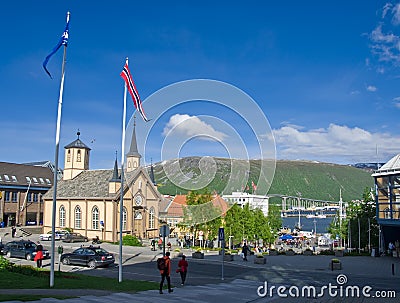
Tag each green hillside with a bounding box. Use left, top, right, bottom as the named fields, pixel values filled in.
left=149, top=157, right=373, bottom=202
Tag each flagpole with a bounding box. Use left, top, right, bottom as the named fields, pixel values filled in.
left=50, top=11, right=70, bottom=288
left=119, top=57, right=128, bottom=283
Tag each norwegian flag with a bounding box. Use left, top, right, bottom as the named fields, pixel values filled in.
left=120, top=63, right=149, bottom=122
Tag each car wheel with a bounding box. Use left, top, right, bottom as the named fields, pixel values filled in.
left=62, top=258, right=70, bottom=265
left=88, top=260, right=96, bottom=269
left=26, top=254, right=32, bottom=261
left=6, top=251, right=11, bottom=258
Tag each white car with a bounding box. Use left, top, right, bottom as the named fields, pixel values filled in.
left=39, top=231, right=65, bottom=241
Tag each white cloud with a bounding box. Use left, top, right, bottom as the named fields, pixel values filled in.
left=392, top=3, right=400, bottom=25
left=273, top=123, right=400, bottom=163
left=367, top=85, right=377, bottom=92
left=163, top=114, right=228, bottom=141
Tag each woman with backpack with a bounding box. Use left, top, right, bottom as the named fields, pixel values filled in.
left=158, top=252, right=173, bottom=294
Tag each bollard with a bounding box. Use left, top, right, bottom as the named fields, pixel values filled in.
left=392, top=263, right=395, bottom=276
left=331, top=260, right=333, bottom=271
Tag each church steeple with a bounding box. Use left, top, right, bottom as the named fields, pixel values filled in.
left=109, top=152, right=121, bottom=194
left=126, top=117, right=141, bottom=172
left=63, top=131, right=91, bottom=180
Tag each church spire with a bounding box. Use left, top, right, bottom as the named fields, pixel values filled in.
left=126, top=116, right=141, bottom=171
left=110, top=151, right=120, bottom=182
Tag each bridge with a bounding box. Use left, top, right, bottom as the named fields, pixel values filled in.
left=265, top=194, right=347, bottom=218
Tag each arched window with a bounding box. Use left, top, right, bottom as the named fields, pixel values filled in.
left=67, top=150, right=71, bottom=162
left=149, top=207, right=155, bottom=229
left=75, top=206, right=81, bottom=229
left=77, top=150, right=82, bottom=162
left=122, top=207, right=127, bottom=230
left=59, top=205, right=66, bottom=227
left=92, top=206, right=99, bottom=230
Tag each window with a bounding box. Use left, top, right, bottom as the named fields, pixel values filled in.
left=4, top=175, right=10, bottom=182
left=67, top=150, right=71, bottom=162
left=26, top=177, right=31, bottom=183
left=33, top=193, right=38, bottom=202
left=46, top=178, right=51, bottom=185
left=27, top=192, right=32, bottom=202
left=11, top=176, right=17, bottom=182
left=5, top=191, right=10, bottom=202
left=39, top=178, right=44, bottom=184
left=59, top=205, right=66, bottom=227
left=32, top=177, right=38, bottom=184
left=77, top=150, right=82, bottom=162
left=92, top=206, right=99, bottom=230
left=75, top=206, right=81, bottom=229
left=11, top=192, right=18, bottom=202
left=149, top=207, right=155, bottom=229
left=122, top=207, right=127, bottom=230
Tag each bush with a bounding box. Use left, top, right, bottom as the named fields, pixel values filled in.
left=122, top=235, right=142, bottom=246
left=0, top=255, right=13, bottom=271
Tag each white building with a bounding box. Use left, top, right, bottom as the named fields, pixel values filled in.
left=222, top=192, right=269, bottom=216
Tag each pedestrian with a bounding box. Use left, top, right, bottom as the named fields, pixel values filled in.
left=177, top=255, right=188, bottom=286
left=11, top=226, right=16, bottom=238
left=34, top=241, right=44, bottom=268
left=242, top=242, right=251, bottom=261
left=159, top=251, right=173, bottom=294
left=388, top=241, right=395, bottom=256
left=158, top=238, right=163, bottom=250
left=395, top=240, right=400, bottom=258
left=151, top=239, right=156, bottom=251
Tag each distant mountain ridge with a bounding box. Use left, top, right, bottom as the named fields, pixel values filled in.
left=149, top=157, right=374, bottom=202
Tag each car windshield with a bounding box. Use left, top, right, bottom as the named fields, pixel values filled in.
left=24, top=242, right=36, bottom=249
left=94, top=248, right=109, bottom=255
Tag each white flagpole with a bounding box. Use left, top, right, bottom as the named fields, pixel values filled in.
left=119, top=57, right=128, bottom=283
left=50, top=11, right=70, bottom=288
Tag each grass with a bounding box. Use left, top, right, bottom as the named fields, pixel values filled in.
left=0, top=268, right=159, bottom=301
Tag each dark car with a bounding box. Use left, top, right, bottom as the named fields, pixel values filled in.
left=3, top=240, right=50, bottom=261
left=62, top=232, right=88, bottom=243
left=60, top=246, right=115, bottom=268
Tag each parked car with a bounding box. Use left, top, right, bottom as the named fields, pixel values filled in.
left=62, top=232, right=88, bottom=243
left=39, top=230, right=67, bottom=241
left=60, top=246, right=115, bottom=268
left=3, top=240, right=50, bottom=261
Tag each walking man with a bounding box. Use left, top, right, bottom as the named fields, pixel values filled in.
left=242, top=242, right=251, bottom=261
left=159, top=252, right=173, bottom=294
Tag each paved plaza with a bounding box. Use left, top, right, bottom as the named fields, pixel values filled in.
left=0, top=230, right=399, bottom=303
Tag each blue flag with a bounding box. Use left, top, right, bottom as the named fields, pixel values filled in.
left=43, top=16, right=69, bottom=79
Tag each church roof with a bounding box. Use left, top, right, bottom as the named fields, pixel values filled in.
left=372, top=153, right=400, bottom=177
left=127, top=124, right=141, bottom=158
left=64, top=138, right=91, bottom=150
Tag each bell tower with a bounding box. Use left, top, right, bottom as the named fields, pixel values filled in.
left=63, top=131, right=91, bottom=180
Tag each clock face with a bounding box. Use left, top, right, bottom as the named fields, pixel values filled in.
left=135, top=195, right=142, bottom=205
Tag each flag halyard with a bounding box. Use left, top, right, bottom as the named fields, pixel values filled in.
left=120, top=63, right=149, bottom=122
left=43, top=16, right=70, bottom=79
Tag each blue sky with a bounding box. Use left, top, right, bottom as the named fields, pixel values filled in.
left=1, top=1, right=400, bottom=170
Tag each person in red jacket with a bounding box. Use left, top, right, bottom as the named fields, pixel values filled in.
left=177, top=255, right=188, bottom=285
left=34, top=241, right=44, bottom=268
left=159, top=252, right=173, bottom=294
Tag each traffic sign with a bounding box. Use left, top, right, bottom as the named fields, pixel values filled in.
left=218, top=227, right=225, bottom=241
left=160, top=225, right=170, bottom=237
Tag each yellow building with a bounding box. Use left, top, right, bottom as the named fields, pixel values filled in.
left=43, top=128, right=167, bottom=242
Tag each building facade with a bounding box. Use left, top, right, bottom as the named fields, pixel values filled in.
left=0, top=162, right=53, bottom=227
left=42, top=129, right=168, bottom=242
left=222, top=191, right=269, bottom=216
left=372, top=154, right=400, bottom=249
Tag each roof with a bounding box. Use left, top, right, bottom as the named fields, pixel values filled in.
left=43, top=167, right=162, bottom=201
left=0, top=162, right=53, bottom=188
left=127, top=124, right=141, bottom=158
left=372, top=153, right=400, bottom=177
left=64, top=138, right=91, bottom=150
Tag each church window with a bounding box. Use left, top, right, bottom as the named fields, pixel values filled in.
left=149, top=207, right=155, bottom=229
left=77, top=150, right=82, bottom=162
left=75, top=206, right=82, bottom=229
left=59, top=205, right=66, bottom=227
left=67, top=150, right=71, bottom=162
left=122, top=207, right=127, bottom=230
left=92, top=206, right=99, bottom=230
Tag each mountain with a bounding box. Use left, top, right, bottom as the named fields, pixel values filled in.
left=149, top=157, right=374, bottom=202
